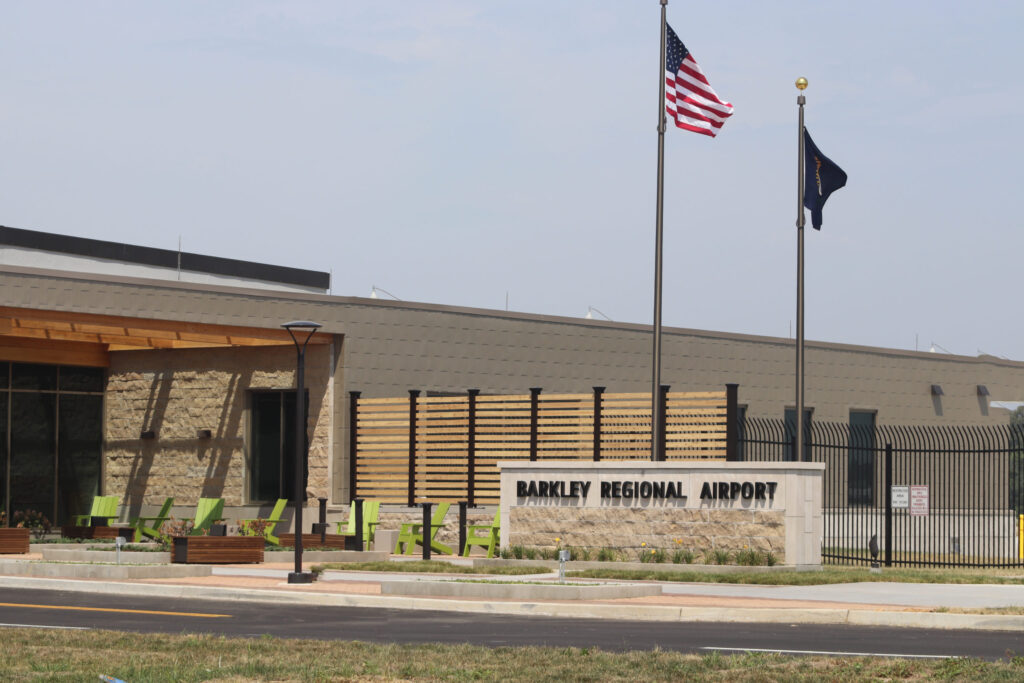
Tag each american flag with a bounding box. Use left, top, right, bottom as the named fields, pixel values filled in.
left=665, top=24, right=733, bottom=137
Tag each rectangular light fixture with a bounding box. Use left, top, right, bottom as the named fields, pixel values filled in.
left=197, top=429, right=212, bottom=439
left=930, top=384, right=944, bottom=396
left=977, top=385, right=990, bottom=396
left=140, top=430, right=156, bottom=439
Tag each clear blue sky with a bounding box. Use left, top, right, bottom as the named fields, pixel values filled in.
left=2, top=2, right=1021, bottom=358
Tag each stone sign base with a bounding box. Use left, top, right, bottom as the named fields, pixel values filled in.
left=499, top=461, right=824, bottom=568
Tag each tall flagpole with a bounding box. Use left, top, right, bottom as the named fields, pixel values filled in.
left=795, top=76, right=807, bottom=462
left=652, top=0, right=668, bottom=462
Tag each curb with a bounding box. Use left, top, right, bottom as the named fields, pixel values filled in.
left=1, top=575, right=1022, bottom=632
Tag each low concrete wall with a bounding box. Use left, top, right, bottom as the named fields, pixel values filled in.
left=0, top=560, right=210, bottom=579
left=41, top=548, right=170, bottom=564
left=471, top=558, right=821, bottom=573
left=380, top=580, right=662, bottom=600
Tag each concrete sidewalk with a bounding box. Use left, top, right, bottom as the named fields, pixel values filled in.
left=1, top=556, right=1023, bottom=632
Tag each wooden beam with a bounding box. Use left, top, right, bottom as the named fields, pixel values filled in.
left=0, top=305, right=329, bottom=349
left=0, top=336, right=108, bottom=367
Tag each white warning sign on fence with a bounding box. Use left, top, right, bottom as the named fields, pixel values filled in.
left=910, top=485, right=929, bottom=516
left=891, top=485, right=909, bottom=509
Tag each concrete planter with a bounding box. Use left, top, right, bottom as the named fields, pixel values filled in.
left=61, top=526, right=133, bottom=542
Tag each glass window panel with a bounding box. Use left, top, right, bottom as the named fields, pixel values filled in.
left=10, top=392, right=56, bottom=522
left=249, top=390, right=307, bottom=502
left=848, top=411, right=876, bottom=506
left=0, top=393, right=6, bottom=519
left=59, top=367, right=105, bottom=393
left=250, top=393, right=283, bottom=502
left=0, top=361, right=8, bottom=389
left=57, top=394, right=103, bottom=524
left=11, top=363, right=57, bottom=391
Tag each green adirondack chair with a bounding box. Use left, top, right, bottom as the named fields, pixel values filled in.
left=239, top=498, right=288, bottom=546
left=185, top=497, right=225, bottom=535
left=129, top=496, right=175, bottom=542
left=71, top=495, right=120, bottom=526
left=336, top=500, right=380, bottom=547
left=395, top=502, right=452, bottom=555
left=462, top=508, right=500, bottom=558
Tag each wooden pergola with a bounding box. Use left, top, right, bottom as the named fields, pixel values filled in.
left=0, top=305, right=328, bottom=367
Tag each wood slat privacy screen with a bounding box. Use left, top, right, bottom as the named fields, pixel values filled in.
left=353, top=387, right=736, bottom=505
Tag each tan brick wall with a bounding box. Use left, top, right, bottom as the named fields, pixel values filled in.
left=507, top=507, right=785, bottom=560
left=104, top=344, right=332, bottom=513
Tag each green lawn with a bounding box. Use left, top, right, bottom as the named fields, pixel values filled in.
left=2, top=628, right=1022, bottom=682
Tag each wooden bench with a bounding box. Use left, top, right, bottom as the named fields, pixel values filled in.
left=277, top=533, right=357, bottom=550
left=0, top=528, right=30, bottom=554
left=171, top=536, right=264, bottom=564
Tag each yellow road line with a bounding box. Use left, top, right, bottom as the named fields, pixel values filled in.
left=0, top=602, right=231, bottom=618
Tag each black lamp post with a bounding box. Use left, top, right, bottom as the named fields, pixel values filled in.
left=282, top=320, right=321, bottom=584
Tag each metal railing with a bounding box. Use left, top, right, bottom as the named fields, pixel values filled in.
left=739, top=419, right=1024, bottom=568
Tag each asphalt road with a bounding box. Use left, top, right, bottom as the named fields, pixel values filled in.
left=0, top=587, right=1021, bottom=660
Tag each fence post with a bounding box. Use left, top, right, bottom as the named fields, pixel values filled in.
left=658, top=385, right=669, bottom=461
left=885, top=442, right=893, bottom=568
left=407, top=390, right=420, bottom=508
left=529, top=387, right=542, bottom=462
left=349, top=391, right=361, bottom=502
left=421, top=501, right=432, bottom=561
left=725, top=384, right=739, bottom=462
left=459, top=500, right=468, bottom=558
left=592, top=386, right=605, bottom=462
left=354, top=499, right=366, bottom=552
left=467, top=389, right=479, bottom=506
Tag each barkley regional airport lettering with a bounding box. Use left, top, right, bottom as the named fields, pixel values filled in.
left=516, top=480, right=687, bottom=500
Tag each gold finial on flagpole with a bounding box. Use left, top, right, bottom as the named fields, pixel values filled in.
left=795, top=77, right=808, bottom=90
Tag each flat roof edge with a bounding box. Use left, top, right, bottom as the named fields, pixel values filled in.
left=0, top=262, right=1019, bottom=368
left=0, top=224, right=330, bottom=290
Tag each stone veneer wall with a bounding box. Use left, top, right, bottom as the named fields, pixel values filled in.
left=507, top=507, right=786, bottom=562
left=104, top=344, right=332, bottom=515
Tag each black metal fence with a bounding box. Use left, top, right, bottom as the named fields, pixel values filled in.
left=739, top=419, right=1024, bottom=568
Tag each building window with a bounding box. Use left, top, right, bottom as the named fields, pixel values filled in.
left=0, top=362, right=104, bottom=524
left=848, top=410, right=876, bottom=505
left=783, top=408, right=813, bottom=461
left=249, top=390, right=307, bottom=502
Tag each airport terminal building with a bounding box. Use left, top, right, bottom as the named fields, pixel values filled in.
left=2, top=225, right=1022, bottom=526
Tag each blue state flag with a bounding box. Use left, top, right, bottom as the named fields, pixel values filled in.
left=803, top=128, right=847, bottom=230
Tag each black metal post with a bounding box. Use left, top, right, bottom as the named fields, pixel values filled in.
left=282, top=320, right=320, bottom=585
left=658, top=384, right=669, bottom=461
left=593, top=386, right=605, bottom=462
left=421, top=502, right=432, bottom=560
left=529, top=388, right=541, bottom=462
left=885, top=443, right=893, bottom=567
left=458, top=501, right=468, bottom=558
left=467, top=389, right=479, bottom=507
left=407, top=390, right=420, bottom=508
left=354, top=497, right=364, bottom=551
left=349, top=391, right=360, bottom=503
left=313, top=497, right=328, bottom=543
left=725, top=383, right=739, bottom=462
